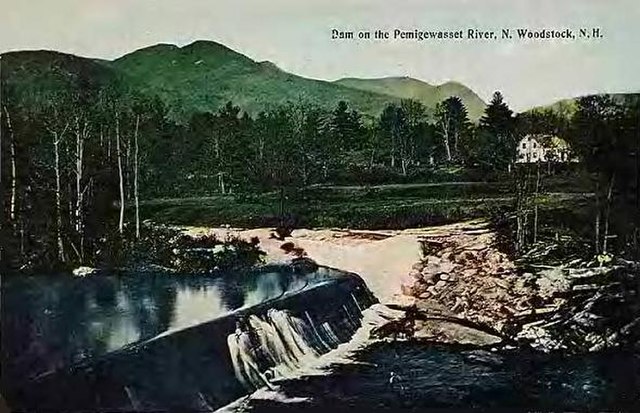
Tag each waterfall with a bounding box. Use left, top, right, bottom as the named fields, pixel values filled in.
left=351, top=292, right=363, bottom=313
left=227, top=305, right=365, bottom=390
left=8, top=267, right=380, bottom=413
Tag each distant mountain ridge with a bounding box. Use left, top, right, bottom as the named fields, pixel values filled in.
left=526, top=93, right=640, bottom=118
left=2, top=40, right=487, bottom=122
left=333, top=76, right=486, bottom=120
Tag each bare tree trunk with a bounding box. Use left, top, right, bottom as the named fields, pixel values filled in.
left=369, top=144, right=376, bottom=168
left=390, top=130, right=396, bottom=168
left=116, top=112, right=125, bottom=234
left=514, top=169, right=525, bottom=252
left=54, top=132, right=66, bottom=262
left=533, top=161, right=541, bottom=244
left=74, top=118, right=89, bottom=259
left=126, top=129, right=131, bottom=200
left=443, top=134, right=452, bottom=162
left=441, top=113, right=452, bottom=162
left=603, top=174, right=616, bottom=254
left=3, top=106, right=17, bottom=223
left=134, top=114, right=140, bottom=239
left=594, top=180, right=601, bottom=255
left=218, top=172, right=226, bottom=195
left=453, top=129, right=459, bottom=160
left=75, top=118, right=83, bottom=232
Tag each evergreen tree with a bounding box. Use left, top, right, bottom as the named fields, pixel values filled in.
left=478, top=91, right=516, bottom=171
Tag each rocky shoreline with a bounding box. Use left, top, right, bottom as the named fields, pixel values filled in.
left=183, top=221, right=640, bottom=353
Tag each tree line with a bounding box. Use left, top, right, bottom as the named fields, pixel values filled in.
left=2, top=68, right=639, bottom=271
left=512, top=94, right=640, bottom=260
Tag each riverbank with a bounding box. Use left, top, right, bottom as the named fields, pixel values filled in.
left=182, top=220, right=640, bottom=351
left=181, top=220, right=522, bottom=345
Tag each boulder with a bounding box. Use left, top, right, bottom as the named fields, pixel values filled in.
left=422, top=273, right=438, bottom=285
left=72, top=266, right=98, bottom=277
left=439, top=261, right=456, bottom=273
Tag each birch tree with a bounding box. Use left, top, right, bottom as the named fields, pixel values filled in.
left=115, top=110, right=125, bottom=234
left=2, top=106, right=17, bottom=223
left=48, top=119, right=70, bottom=263
left=134, top=113, right=140, bottom=239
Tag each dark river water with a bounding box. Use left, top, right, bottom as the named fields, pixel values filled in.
left=240, top=341, right=640, bottom=412
left=0, top=266, right=339, bottom=384
left=2, top=267, right=639, bottom=412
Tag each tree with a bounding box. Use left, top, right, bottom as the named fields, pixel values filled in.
left=378, top=103, right=406, bottom=170
left=478, top=91, right=516, bottom=171
left=435, top=97, right=471, bottom=163
left=568, top=95, right=629, bottom=255
left=329, top=100, right=365, bottom=151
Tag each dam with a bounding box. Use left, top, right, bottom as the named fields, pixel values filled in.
left=1, top=263, right=377, bottom=412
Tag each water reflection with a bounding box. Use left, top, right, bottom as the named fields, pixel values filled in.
left=1, top=266, right=339, bottom=384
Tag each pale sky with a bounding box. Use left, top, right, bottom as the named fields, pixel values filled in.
left=1, top=0, right=639, bottom=111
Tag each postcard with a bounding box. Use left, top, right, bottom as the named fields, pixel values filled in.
left=1, top=1, right=639, bottom=411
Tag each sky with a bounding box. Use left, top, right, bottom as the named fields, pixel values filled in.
left=1, top=0, right=638, bottom=111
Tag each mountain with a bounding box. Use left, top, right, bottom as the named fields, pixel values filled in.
left=110, top=41, right=400, bottom=121
left=2, top=40, right=486, bottom=122
left=0, top=50, right=119, bottom=106
left=524, top=93, right=640, bottom=118
left=334, top=76, right=486, bottom=120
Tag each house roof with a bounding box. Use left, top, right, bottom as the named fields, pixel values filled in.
left=521, top=134, right=570, bottom=150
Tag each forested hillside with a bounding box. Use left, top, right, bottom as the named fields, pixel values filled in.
left=1, top=42, right=639, bottom=274
left=334, top=77, right=486, bottom=120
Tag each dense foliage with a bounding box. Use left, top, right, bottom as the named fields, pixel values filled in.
left=1, top=48, right=640, bottom=272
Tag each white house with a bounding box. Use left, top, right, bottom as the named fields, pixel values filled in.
left=516, top=134, right=574, bottom=164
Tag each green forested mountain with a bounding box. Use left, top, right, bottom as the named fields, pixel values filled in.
left=525, top=93, right=640, bottom=119
left=1, top=50, right=120, bottom=107
left=110, top=41, right=400, bottom=121
left=1, top=41, right=486, bottom=122
left=334, top=76, right=486, bottom=120
left=3, top=42, right=640, bottom=273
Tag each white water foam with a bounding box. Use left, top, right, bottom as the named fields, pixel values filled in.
left=218, top=302, right=403, bottom=412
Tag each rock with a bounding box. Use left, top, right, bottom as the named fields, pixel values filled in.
left=439, top=273, right=450, bottom=281
left=435, top=280, right=448, bottom=289
left=418, top=292, right=431, bottom=299
left=291, top=257, right=319, bottom=274
left=439, top=261, right=456, bottom=273
left=73, top=266, right=98, bottom=277
left=536, top=267, right=572, bottom=298
left=411, top=262, right=425, bottom=272
left=422, top=272, right=438, bottom=284
left=442, top=251, right=456, bottom=261
left=516, top=324, right=564, bottom=352
left=427, top=286, right=438, bottom=296
left=451, top=297, right=465, bottom=312
left=464, top=251, right=478, bottom=261
left=423, top=255, right=441, bottom=265
left=408, top=269, right=422, bottom=279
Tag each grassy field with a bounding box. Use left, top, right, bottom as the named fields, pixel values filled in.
left=141, top=181, right=593, bottom=230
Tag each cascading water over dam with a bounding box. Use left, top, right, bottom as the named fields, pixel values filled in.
left=2, top=264, right=379, bottom=412
left=227, top=298, right=365, bottom=390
